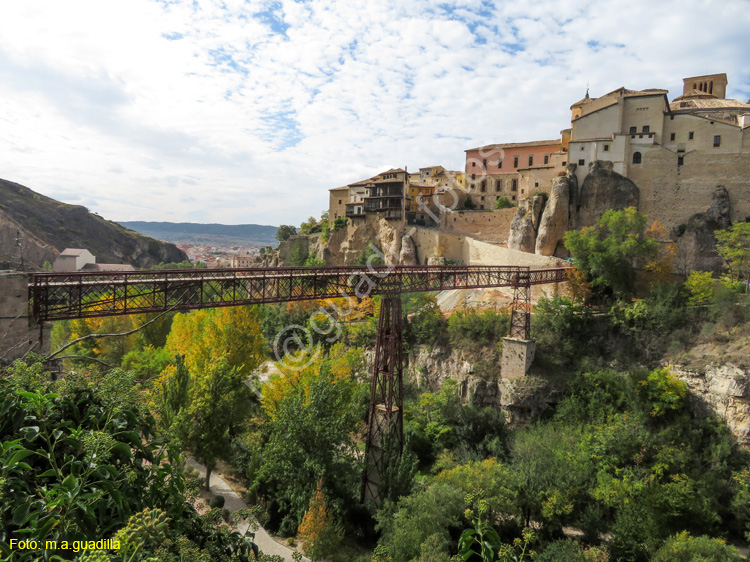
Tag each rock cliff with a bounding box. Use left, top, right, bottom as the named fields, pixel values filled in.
left=574, top=160, right=639, bottom=228
left=535, top=170, right=575, bottom=256
left=673, top=363, right=750, bottom=445
left=508, top=195, right=545, bottom=253
left=672, top=186, right=731, bottom=274
left=508, top=160, right=640, bottom=258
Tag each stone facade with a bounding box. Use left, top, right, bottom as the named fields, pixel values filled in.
left=0, top=272, right=50, bottom=365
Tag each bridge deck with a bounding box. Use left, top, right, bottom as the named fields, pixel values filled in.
left=29, top=265, right=569, bottom=322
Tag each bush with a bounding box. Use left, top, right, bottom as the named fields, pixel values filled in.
left=210, top=495, right=226, bottom=509
left=333, top=217, right=348, bottom=230
left=652, top=531, right=744, bottom=562
left=495, top=196, right=513, bottom=209
left=448, top=308, right=509, bottom=350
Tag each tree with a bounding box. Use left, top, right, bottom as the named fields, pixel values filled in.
left=276, top=225, right=297, bottom=241
left=564, top=207, right=659, bottom=298
left=183, top=357, right=251, bottom=488
left=165, top=306, right=265, bottom=379
left=716, top=221, right=750, bottom=286
left=297, top=481, right=342, bottom=561
left=495, top=196, right=513, bottom=209
left=256, top=352, right=362, bottom=535
left=300, top=216, right=319, bottom=236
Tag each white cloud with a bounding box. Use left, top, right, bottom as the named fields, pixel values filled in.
left=0, top=0, right=748, bottom=226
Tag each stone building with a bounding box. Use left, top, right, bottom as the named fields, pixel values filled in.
left=464, top=140, right=565, bottom=209
left=566, top=72, right=750, bottom=229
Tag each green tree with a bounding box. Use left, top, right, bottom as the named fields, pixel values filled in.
left=300, top=216, right=319, bottom=235
left=564, top=207, right=659, bottom=298
left=276, top=224, right=297, bottom=241
left=256, top=358, right=361, bottom=535
left=716, top=221, right=750, bottom=286
left=495, top=196, right=513, bottom=209
left=182, top=357, right=252, bottom=488
left=684, top=270, right=715, bottom=305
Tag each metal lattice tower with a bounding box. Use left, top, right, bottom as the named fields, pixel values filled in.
left=509, top=269, right=531, bottom=340
left=361, top=290, right=404, bottom=506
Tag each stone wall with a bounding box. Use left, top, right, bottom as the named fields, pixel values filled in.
left=0, top=272, right=49, bottom=365
left=439, top=208, right=516, bottom=244
left=631, top=148, right=750, bottom=230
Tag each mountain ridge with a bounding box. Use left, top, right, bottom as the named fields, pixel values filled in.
left=0, top=178, right=188, bottom=270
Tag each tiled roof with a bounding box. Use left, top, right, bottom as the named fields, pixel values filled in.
left=669, top=98, right=750, bottom=111
left=466, top=139, right=560, bottom=152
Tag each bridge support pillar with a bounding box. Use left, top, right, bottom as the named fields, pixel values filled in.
left=501, top=337, right=536, bottom=380
left=0, top=272, right=49, bottom=365
left=361, top=292, right=403, bottom=507
left=502, top=268, right=534, bottom=379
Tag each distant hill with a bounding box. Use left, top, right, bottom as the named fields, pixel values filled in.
left=119, top=221, right=279, bottom=247
left=0, top=178, right=188, bottom=270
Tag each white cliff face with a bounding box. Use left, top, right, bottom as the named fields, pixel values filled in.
left=673, top=363, right=750, bottom=445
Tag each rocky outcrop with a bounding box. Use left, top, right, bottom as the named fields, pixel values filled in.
left=535, top=173, right=573, bottom=256
left=399, top=234, right=417, bottom=265
left=575, top=161, right=639, bottom=228
left=508, top=195, right=545, bottom=252
left=323, top=216, right=405, bottom=265
left=673, top=363, right=750, bottom=445
left=672, top=186, right=731, bottom=274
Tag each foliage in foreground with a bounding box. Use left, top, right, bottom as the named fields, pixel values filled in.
left=0, top=360, right=258, bottom=562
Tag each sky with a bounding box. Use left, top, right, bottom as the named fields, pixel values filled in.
left=0, top=0, right=748, bottom=227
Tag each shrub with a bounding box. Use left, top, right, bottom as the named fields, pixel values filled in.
left=495, top=196, right=513, bottom=209
left=210, top=495, right=226, bottom=509
left=652, top=531, right=743, bottom=562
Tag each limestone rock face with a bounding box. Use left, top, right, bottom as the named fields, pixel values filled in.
left=508, top=195, right=545, bottom=252
left=575, top=161, right=639, bottom=228
left=673, top=363, right=750, bottom=445
left=535, top=175, right=572, bottom=256
left=673, top=186, right=732, bottom=274
left=399, top=233, right=417, bottom=265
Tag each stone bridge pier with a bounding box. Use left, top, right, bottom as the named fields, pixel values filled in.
left=0, top=272, right=50, bottom=365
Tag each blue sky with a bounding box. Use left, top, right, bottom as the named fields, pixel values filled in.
left=0, top=0, right=748, bottom=226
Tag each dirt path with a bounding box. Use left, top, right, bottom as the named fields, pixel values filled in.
left=185, top=458, right=309, bottom=562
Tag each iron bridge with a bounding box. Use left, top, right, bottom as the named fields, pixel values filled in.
left=29, top=265, right=569, bottom=323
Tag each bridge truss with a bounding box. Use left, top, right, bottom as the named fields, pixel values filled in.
left=28, top=264, right=568, bottom=507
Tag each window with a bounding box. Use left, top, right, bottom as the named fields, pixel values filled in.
left=472, top=162, right=476, bottom=167
left=677, top=156, right=684, bottom=166
left=498, top=158, right=503, bottom=169
left=338, top=200, right=342, bottom=204
left=629, top=126, right=637, bottom=134
left=529, top=155, right=534, bottom=166
left=511, top=179, right=517, bottom=191
left=482, top=158, right=487, bottom=168
left=632, top=152, right=642, bottom=164
left=512, top=195, right=516, bottom=201
left=713, top=135, right=721, bottom=147
left=521, top=189, right=524, bottom=194
left=642, top=125, right=650, bottom=133
left=513, top=156, right=519, bottom=168
left=580, top=146, right=585, bottom=151
left=670, top=133, right=675, bottom=141
left=481, top=180, right=486, bottom=192
left=578, top=159, right=585, bottom=166
left=670, top=115, right=674, bottom=120
left=689, top=131, right=694, bottom=140
left=495, top=181, right=501, bottom=192
left=544, top=154, right=549, bottom=164
left=603, top=144, right=610, bottom=152
left=481, top=196, right=485, bottom=201
left=534, top=182, right=539, bottom=187
left=562, top=161, right=566, bottom=166
left=471, top=173, right=476, bottom=180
